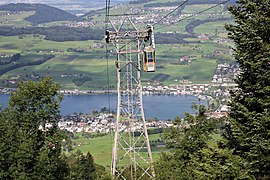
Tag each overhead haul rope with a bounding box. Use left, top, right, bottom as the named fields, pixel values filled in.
left=153, top=0, right=189, bottom=26
left=105, top=0, right=111, bottom=113
left=156, top=0, right=231, bottom=30
left=105, top=1, right=114, bottom=158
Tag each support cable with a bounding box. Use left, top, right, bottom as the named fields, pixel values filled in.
left=105, top=0, right=111, bottom=113
left=104, top=1, right=115, bottom=175
left=153, top=0, right=189, bottom=26
left=156, top=0, right=230, bottom=30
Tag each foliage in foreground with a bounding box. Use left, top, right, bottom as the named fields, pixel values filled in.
left=0, top=77, right=110, bottom=179
left=224, top=0, right=270, bottom=178
left=154, top=105, right=253, bottom=179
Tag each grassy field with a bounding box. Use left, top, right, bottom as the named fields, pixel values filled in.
left=70, top=133, right=166, bottom=168
left=0, top=33, right=232, bottom=88
left=71, top=134, right=114, bottom=167
left=0, top=11, right=34, bottom=27
left=194, top=20, right=228, bottom=34
left=0, top=35, right=116, bottom=89
left=182, top=4, right=225, bottom=14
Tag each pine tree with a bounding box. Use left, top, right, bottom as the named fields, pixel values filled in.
left=0, top=110, right=18, bottom=178
left=77, top=152, right=95, bottom=180
left=225, top=0, right=270, bottom=178
left=67, top=152, right=96, bottom=180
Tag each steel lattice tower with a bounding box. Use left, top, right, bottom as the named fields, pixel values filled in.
left=105, top=15, right=155, bottom=179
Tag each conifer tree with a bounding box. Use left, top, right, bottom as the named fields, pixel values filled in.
left=225, top=0, right=270, bottom=178
left=67, top=152, right=96, bottom=180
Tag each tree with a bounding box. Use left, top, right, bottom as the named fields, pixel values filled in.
left=0, top=110, right=18, bottom=178
left=0, top=77, right=68, bottom=179
left=225, top=0, right=270, bottom=178
left=192, top=141, right=253, bottom=179
left=154, top=105, right=252, bottom=179
left=67, top=152, right=100, bottom=180
left=11, top=53, right=21, bottom=62
left=0, top=77, right=107, bottom=179
left=154, top=105, right=215, bottom=179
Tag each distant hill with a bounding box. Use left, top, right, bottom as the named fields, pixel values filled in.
left=0, top=3, right=79, bottom=25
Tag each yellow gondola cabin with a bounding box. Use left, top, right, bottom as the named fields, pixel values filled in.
left=143, top=46, right=156, bottom=72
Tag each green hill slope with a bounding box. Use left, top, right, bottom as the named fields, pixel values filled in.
left=0, top=3, right=79, bottom=25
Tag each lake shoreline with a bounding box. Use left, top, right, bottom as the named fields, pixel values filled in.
left=0, top=93, right=205, bottom=119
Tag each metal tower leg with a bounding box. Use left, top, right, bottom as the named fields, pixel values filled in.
left=106, top=15, right=155, bottom=179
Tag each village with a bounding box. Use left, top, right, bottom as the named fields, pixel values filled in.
left=58, top=112, right=174, bottom=134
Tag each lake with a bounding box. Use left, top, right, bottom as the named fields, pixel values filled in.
left=0, top=94, right=206, bottom=120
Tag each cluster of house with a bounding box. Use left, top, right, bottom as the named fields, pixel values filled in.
left=92, top=43, right=105, bottom=49
left=58, top=113, right=114, bottom=133
left=0, top=54, right=13, bottom=58
left=212, top=63, right=240, bottom=84
left=142, top=83, right=236, bottom=96
left=36, top=49, right=65, bottom=54
left=116, top=5, right=229, bottom=26
left=64, top=21, right=94, bottom=28
left=0, top=87, right=15, bottom=94
left=58, top=113, right=174, bottom=133
left=60, top=73, right=85, bottom=78
left=0, top=11, right=22, bottom=18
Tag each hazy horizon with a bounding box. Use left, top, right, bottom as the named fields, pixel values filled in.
left=0, top=0, right=129, bottom=13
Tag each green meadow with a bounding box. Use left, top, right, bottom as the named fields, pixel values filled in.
left=0, top=11, right=34, bottom=27
left=194, top=20, right=228, bottom=34
left=0, top=33, right=232, bottom=88
left=182, top=4, right=225, bottom=14
left=70, top=133, right=166, bottom=168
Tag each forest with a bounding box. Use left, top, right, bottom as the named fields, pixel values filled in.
left=0, top=26, right=103, bottom=41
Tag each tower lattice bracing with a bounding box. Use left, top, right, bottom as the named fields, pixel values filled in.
left=105, top=15, right=155, bottom=179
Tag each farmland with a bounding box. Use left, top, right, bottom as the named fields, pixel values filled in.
left=0, top=1, right=234, bottom=90
left=69, top=132, right=166, bottom=168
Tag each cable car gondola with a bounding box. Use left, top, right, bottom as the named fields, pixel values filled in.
left=143, top=46, right=156, bottom=72
left=143, top=24, right=156, bottom=72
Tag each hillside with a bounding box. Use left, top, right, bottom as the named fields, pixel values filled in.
left=0, top=3, right=79, bottom=25
left=0, top=1, right=234, bottom=89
